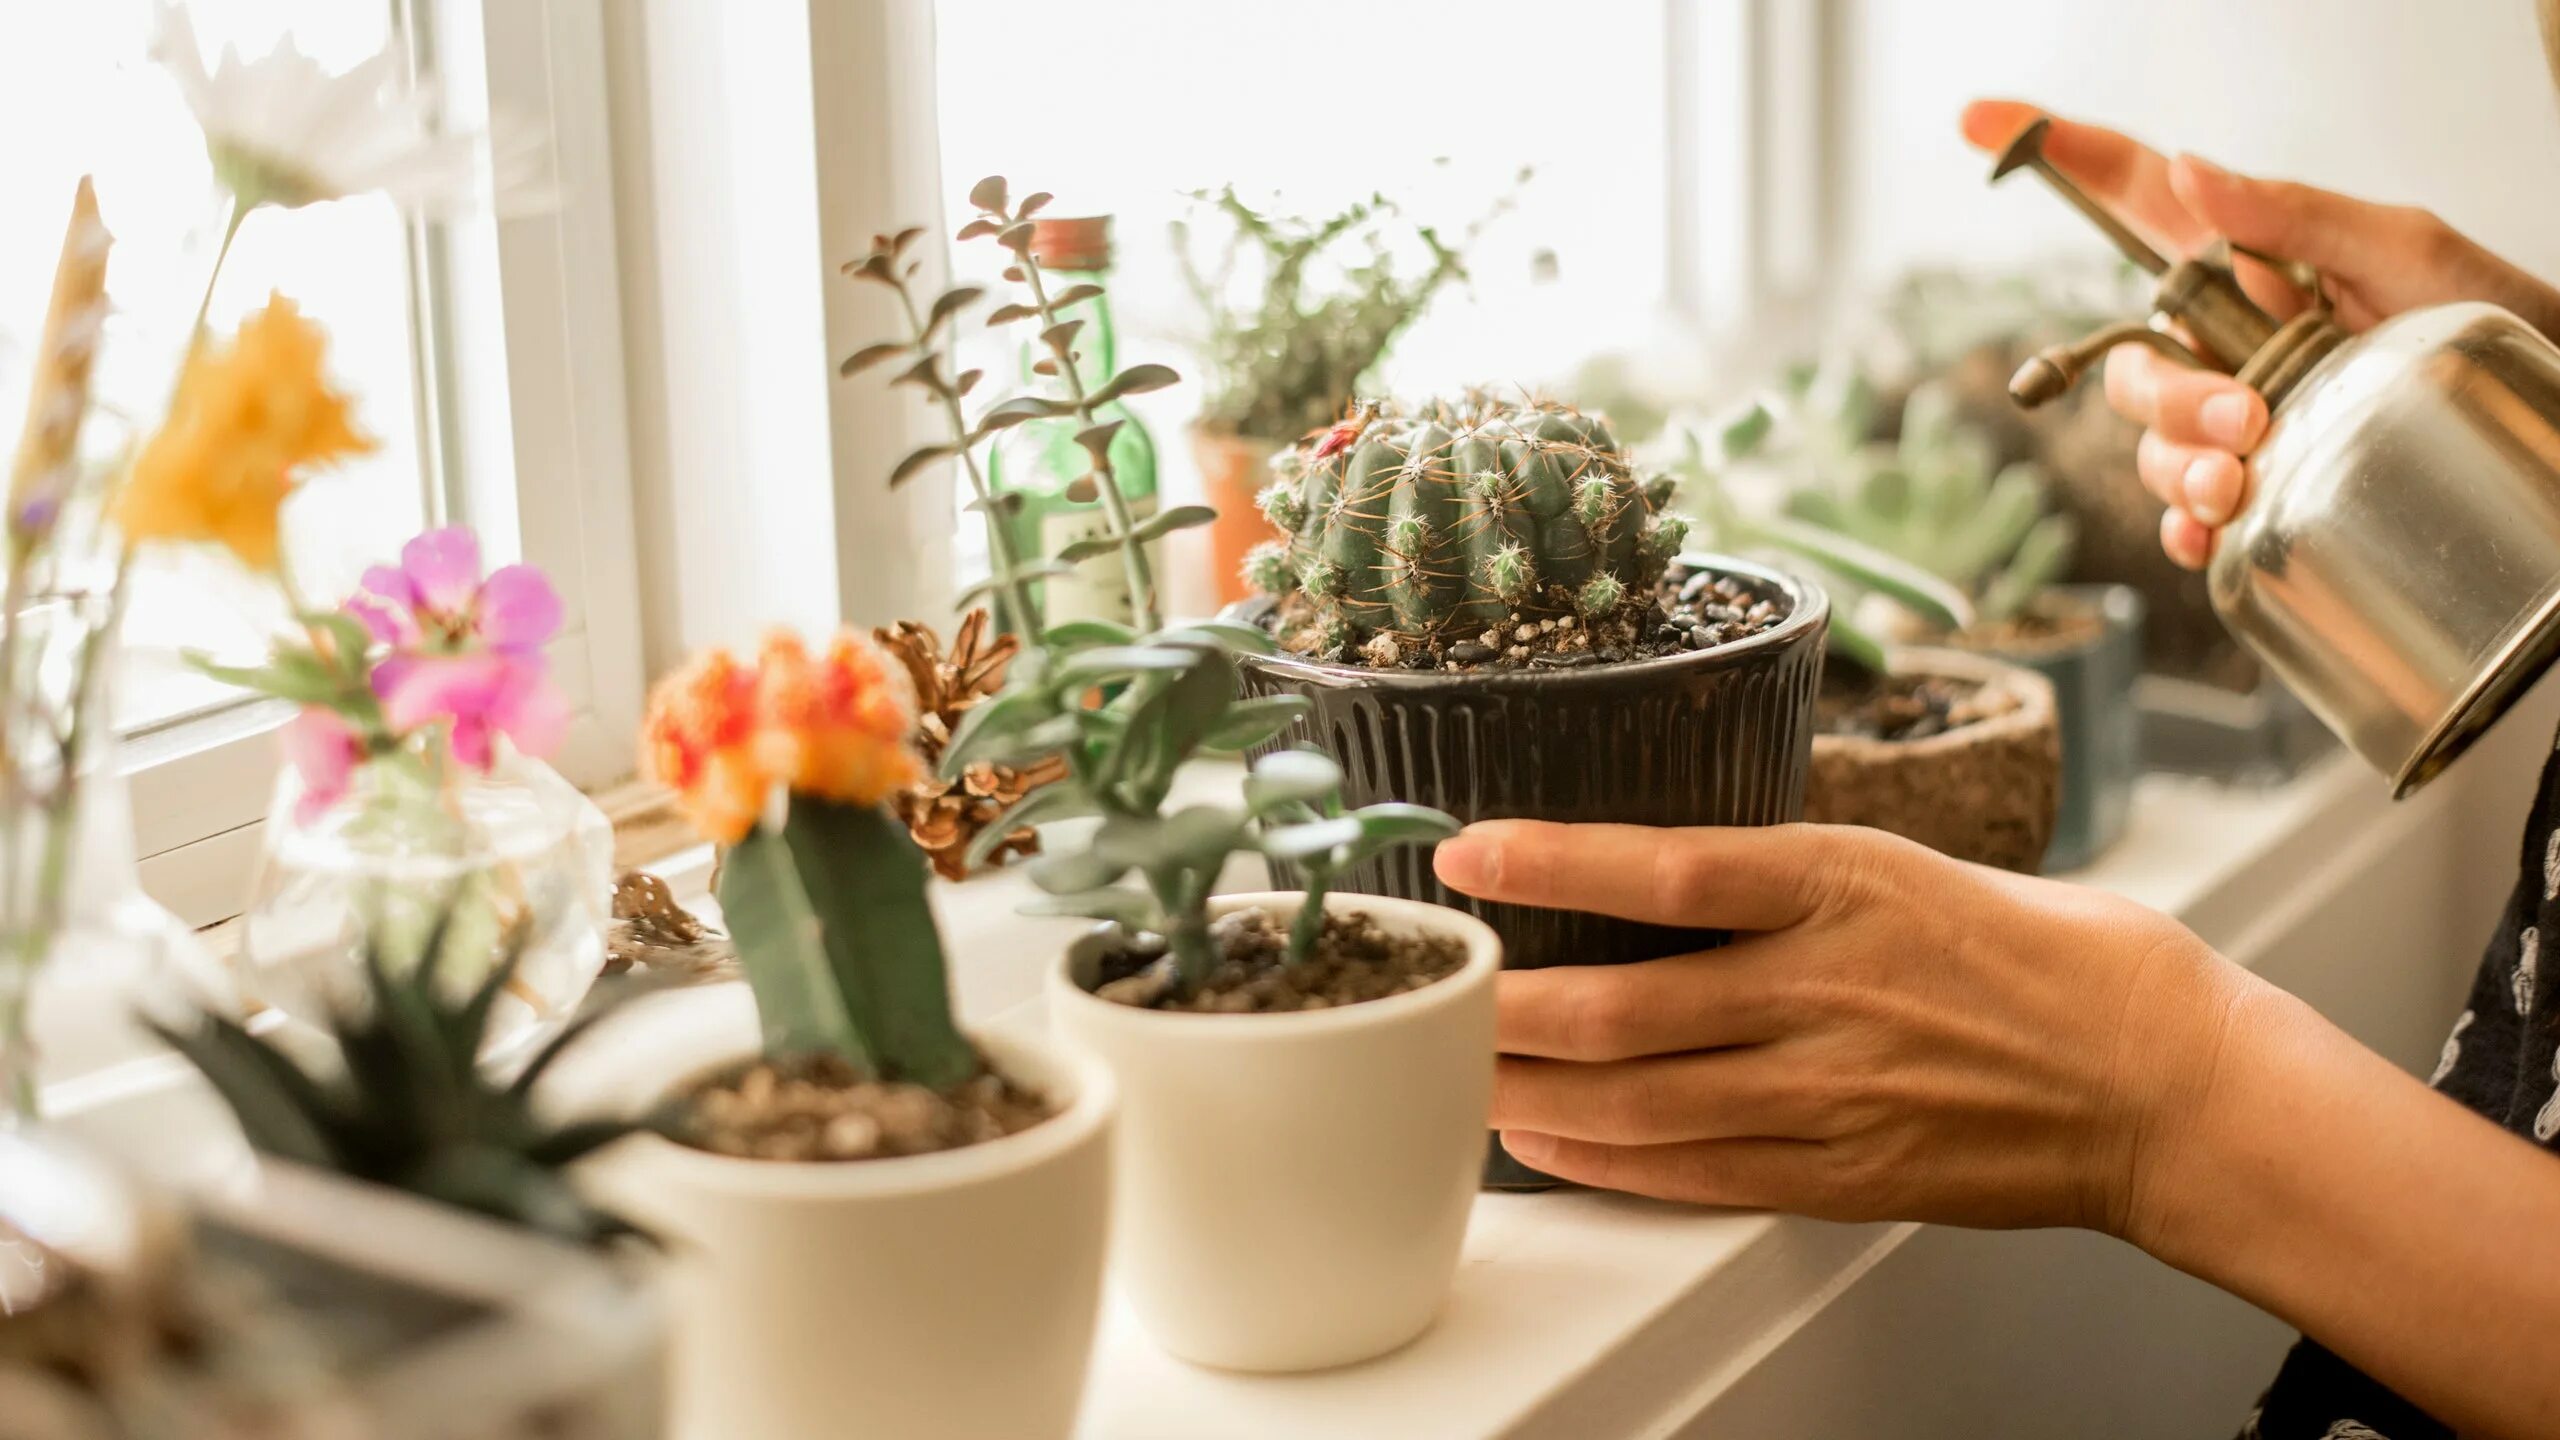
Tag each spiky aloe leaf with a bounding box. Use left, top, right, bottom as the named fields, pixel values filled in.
left=1978, top=513, right=2078, bottom=625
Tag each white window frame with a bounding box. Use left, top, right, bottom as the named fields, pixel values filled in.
left=130, top=0, right=646, bottom=928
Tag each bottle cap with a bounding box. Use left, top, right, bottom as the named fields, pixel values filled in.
left=1029, top=216, right=1111, bottom=272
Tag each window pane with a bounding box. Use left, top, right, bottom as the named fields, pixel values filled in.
left=931, top=0, right=1671, bottom=607
left=933, top=0, right=1669, bottom=387
left=0, top=0, right=428, bottom=735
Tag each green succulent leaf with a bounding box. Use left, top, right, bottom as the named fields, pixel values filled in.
left=1028, top=847, right=1131, bottom=895
left=1084, top=363, right=1181, bottom=407
left=1047, top=644, right=1207, bottom=693
left=1019, top=887, right=1160, bottom=931
left=889, top=444, right=954, bottom=488
left=1126, top=505, right=1217, bottom=544
left=1041, top=618, right=1138, bottom=649
left=1260, top=815, right=1364, bottom=860
left=1244, top=749, right=1342, bottom=812
left=965, top=784, right=1102, bottom=870
left=924, top=286, right=984, bottom=339
left=1200, top=694, right=1309, bottom=752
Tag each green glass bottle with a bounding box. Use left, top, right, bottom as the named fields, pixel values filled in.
left=986, top=215, right=1161, bottom=629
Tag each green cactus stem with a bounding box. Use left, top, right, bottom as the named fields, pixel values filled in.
left=1247, top=390, right=1679, bottom=645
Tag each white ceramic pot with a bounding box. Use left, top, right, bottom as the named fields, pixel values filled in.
left=572, top=987, right=1114, bottom=1440
left=1048, top=891, right=1499, bottom=1372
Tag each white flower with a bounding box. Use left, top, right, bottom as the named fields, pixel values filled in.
left=152, top=3, right=536, bottom=217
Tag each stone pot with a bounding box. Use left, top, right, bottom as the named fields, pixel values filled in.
left=1049, top=892, right=1498, bottom=1373
left=572, top=989, right=1115, bottom=1440
left=1806, top=648, right=2061, bottom=873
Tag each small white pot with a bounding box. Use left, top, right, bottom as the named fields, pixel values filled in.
left=1048, top=891, right=1499, bottom=1372
left=573, top=988, right=1114, bottom=1440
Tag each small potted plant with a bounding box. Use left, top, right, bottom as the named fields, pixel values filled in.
left=567, top=627, right=1116, bottom=1440
left=856, top=182, right=1499, bottom=1368
left=1173, top=178, right=1520, bottom=607
left=1880, top=265, right=2333, bottom=782
left=132, top=912, right=663, bottom=1437
left=1722, top=364, right=2130, bottom=870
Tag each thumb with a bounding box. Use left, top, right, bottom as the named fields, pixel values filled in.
left=2168, top=152, right=2425, bottom=288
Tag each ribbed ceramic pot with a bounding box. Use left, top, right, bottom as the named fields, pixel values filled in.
left=1230, top=554, right=1827, bottom=1189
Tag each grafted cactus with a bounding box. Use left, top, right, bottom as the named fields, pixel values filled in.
left=1248, top=392, right=1687, bottom=646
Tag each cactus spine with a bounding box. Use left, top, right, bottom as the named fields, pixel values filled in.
left=1250, top=392, right=1682, bottom=647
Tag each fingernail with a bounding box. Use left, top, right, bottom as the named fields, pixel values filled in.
left=1434, top=833, right=1495, bottom=892
left=2200, top=391, right=2260, bottom=448
left=2183, top=454, right=2236, bottom=525
left=1502, top=1130, right=1557, bottom=1164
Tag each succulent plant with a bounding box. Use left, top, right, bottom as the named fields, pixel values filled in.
left=153, top=914, right=645, bottom=1247
left=1173, top=174, right=1524, bottom=444
left=840, top=178, right=1459, bottom=999
left=1245, top=391, right=1689, bottom=649
left=1675, top=356, right=2077, bottom=670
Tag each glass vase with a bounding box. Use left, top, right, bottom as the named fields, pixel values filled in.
left=239, top=744, right=612, bottom=1056
left=0, top=594, right=223, bottom=1122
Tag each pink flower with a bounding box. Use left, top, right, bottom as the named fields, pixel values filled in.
left=342, top=525, right=573, bottom=772
left=281, top=707, right=362, bottom=824
left=347, top=526, right=562, bottom=655
left=376, top=651, right=570, bottom=771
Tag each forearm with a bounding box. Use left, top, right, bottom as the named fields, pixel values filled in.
left=2134, top=979, right=2560, bottom=1440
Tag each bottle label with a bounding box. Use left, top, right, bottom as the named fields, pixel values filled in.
left=1042, top=495, right=1159, bottom=627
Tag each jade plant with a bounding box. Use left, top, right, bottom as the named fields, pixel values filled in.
left=1243, top=390, right=1693, bottom=656
left=154, top=912, right=645, bottom=1246
left=838, top=178, right=1459, bottom=997
left=1172, top=175, right=1523, bottom=445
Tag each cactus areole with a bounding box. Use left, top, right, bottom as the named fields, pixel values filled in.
left=1249, top=392, right=1704, bottom=667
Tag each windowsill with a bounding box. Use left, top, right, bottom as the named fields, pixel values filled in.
left=45, top=742, right=2491, bottom=1438
left=607, top=749, right=2420, bottom=1438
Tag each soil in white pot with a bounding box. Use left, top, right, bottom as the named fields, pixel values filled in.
left=673, top=1054, right=1054, bottom=1163
left=1267, top=558, right=1790, bottom=673
left=1816, top=666, right=2021, bottom=742
left=1089, top=909, right=1464, bottom=1013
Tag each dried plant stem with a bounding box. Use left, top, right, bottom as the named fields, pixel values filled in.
left=891, top=284, right=1043, bottom=642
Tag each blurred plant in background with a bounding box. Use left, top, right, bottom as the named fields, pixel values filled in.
left=1173, top=172, right=1525, bottom=446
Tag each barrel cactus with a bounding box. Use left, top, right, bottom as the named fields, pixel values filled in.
left=1248, top=392, right=1688, bottom=655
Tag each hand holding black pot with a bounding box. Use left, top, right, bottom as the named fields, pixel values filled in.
left=1434, top=817, right=2560, bottom=1438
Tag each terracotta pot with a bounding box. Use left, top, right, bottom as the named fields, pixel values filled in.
left=572, top=989, right=1115, bottom=1440
left=1805, top=648, right=2061, bottom=873
left=1191, top=426, right=1284, bottom=609
left=1050, top=892, right=1498, bottom=1373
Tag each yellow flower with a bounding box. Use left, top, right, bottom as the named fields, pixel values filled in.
left=117, top=294, right=372, bottom=571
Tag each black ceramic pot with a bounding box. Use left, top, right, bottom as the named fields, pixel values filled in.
left=1229, top=555, right=1828, bottom=1189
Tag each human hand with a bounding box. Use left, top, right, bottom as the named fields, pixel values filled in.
left=1962, top=99, right=2560, bottom=570
left=1433, top=819, right=2253, bottom=1235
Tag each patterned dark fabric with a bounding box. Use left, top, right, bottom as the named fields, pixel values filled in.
left=2237, top=727, right=2560, bottom=1439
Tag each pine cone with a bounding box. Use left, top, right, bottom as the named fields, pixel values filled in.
left=875, top=609, right=1067, bottom=882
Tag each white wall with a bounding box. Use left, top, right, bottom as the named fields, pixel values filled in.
left=1835, top=0, right=2560, bottom=290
